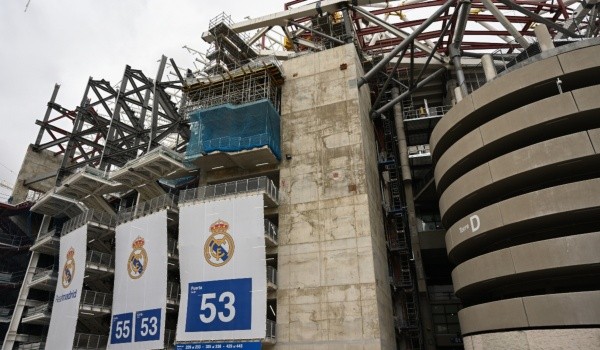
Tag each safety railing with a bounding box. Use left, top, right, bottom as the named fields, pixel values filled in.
left=73, top=165, right=109, bottom=179
left=267, top=266, right=277, bottom=286
left=117, top=193, right=178, bottom=224
left=79, top=290, right=112, bottom=309
left=34, top=230, right=59, bottom=244
left=266, top=319, right=276, bottom=341
left=180, top=176, right=279, bottom=205
left=62, top=209, right=116, bottom=235
left=0, top=233, right=31, bottom=249
left=30, top=266, right=57, bottom=283
left=264, top=219, right=278, bottom=244
left=167, top=282, right=180, bottom=301
left=72, top=333, right=108, bottom=349
left=167, top=238, right=178, bottom=258
left=116, top=146, right=184, bottom=173
left=0, top=305, right=13, bottom=317
left=22, top=303, right=51, bottom=318
left=15, top=338, right=46, bottom=350
left=163, top=329, right=175, bottom=347
left=403, top=105, right=452, bottom=120
left=203, top=134, right=274, bottom=152
left=86, top=250, right=114, bottom=269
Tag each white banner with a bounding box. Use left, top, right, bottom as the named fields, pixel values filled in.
left=46, top=225, right=87, bottom=350
left=108, top=210, right=168, bottom=349
left=176, top=194, right=266, bottom=341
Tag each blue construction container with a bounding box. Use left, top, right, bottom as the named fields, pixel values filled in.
left=185, top=99, right=281, bottom=162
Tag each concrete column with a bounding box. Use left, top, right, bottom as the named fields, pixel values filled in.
left=534, top=24, right=555, bottom=52
left=481, top=54, right=497, bottom=82
left=392, top=87, right=437, bottom=350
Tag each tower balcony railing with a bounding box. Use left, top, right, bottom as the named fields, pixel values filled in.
left=79, top=290, right=112, bottom=309
left=22, top=303, right=51, bottom=319
left=403, top=105, right=451, bottom=120
left=167, top=237, right=179, bottom=259
left=179, top=176, right=278, bottom=206
left=30, top=266, right=56, bottom=284
left=72, top=333, right=108, bottom=349
left=264, top=219, right=278, bottom=246
left=167, top=281, right=181, bottom=305
left=0, top=305, right=14, bottom=322
left=267, top=266, right=277, bottom=287
left=85, top=250, right=114, bottom=271
left=265, top=319, right=276, bottom=343
left=62, top=209, right=116, bottom=235
left=117, top=193, right=178, bottom=224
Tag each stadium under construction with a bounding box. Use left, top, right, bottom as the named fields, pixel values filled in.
left=0, top=0, right=599, bottom=349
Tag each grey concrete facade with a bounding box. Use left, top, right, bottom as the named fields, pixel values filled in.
left=276, top=44, right=395, bottom=350
left=432, top=41, right=600, bottom=347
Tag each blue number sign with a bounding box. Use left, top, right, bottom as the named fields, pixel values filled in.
left=135, top=308, right=161, bottom=342
left=110, top=312, right=133, bottom=344
left=186, top=278, right=252, bottom=332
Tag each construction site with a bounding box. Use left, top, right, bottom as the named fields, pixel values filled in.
left=0, top=0, right=599, bottom=349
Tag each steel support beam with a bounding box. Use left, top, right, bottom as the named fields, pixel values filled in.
left=358, top=0, right=454, bottom=88
left=374, top=67, right=447, bottom=116
left=288, top=20, right=346, bottom=45
left=350, top=4, right=446, bottom=63
left=481, top=0, right=531, bottom=49
left=495, top=0, right=581, bottom=38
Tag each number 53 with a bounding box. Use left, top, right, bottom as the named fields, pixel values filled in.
left=199, top=292, right=236, bottom=323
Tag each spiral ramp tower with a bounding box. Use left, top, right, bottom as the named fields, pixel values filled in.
left=431, top=40, right=600, bottom=348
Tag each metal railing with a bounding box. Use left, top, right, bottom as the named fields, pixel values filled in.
left=62, top=209, right=116, bottom=235
left=164, top=329, right=175, bottom=347
left=15, top=339, right=46, bottom=350
left=72, top=333, right=108, bottom=349
left=167, top=238, right=179, bottom=258
left=73, top=165, right=109, bottom=179
left=117, top=193, right=178, bottom=224
left=203, top=133, right=275, bottom=152
left=403, top=105, right=451, bottom=120
left=267, top=266, right=277, bottom=286
left=167, top=282, right=181, bottom=301
left=266, top=319, right=276, bottom=341
left=264, top=219, right=278, bottom=243
left=22, top=303, right=51, bottom=318
left=180, top=176, right=279, bottom=205
left=34, top=230, right=59, bottom=244
left=86, top=250, right=114, bottom=269
left=0, top=233, right=31, bottom=249
left=79, top=290, right=112, bottom=309
left=0, top=305, right=14, bottom=319
left=115, top=146, right=184, bottom=174
left=30, top=266, right=57, bottom=283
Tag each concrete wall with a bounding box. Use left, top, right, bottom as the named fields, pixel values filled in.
left=11, top=144, right=63, bottom=203
left=431, top=40, right=600, bottom=346
left=276, top=44, right=395, bottom=349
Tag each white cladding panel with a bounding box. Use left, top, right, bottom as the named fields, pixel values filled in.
left=176, top=194, right=266, bottom=341
left=46, top=225, right=87, bottom=350
left=108, top=210, right=168, bottom=349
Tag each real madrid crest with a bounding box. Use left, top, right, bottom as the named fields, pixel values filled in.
left=204, top=219, right=235, bottom=267
left=128, top=236, right=148, bottom=279
left=62, top=247, right=76, bottom=288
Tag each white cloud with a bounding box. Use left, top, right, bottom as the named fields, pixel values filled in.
left=0, top=0, right=284, bottom=199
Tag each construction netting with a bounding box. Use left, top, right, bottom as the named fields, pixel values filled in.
left=185, top=99, right=281, bottom=161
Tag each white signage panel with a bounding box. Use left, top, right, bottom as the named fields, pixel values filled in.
left=176, top=194, right=266, bottom=341
left=46, top=225, right=87, bottom=350
left=108, top=210, right=168, bottom=349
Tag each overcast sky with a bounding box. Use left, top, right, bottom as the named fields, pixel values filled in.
left=0, top=0, right=286, bottom=201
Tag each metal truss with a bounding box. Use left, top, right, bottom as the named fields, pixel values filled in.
left=32, top=56, right=188, bottom=186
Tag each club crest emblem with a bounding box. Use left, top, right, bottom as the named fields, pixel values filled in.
left=204, top=219, right=235, bottom=267
left=62, top=247, right=76, bottom=288
left=128, top=236, right=148, bottom=279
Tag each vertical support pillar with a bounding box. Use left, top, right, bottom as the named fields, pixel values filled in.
left=392, top=87, right=437, bottom=350
left=454, top=86, right=464, bottom=103
left=34, top=84, right=60, bottom=147
left=341, top=6, right=354, bottom=43
left=534, top=24, right=555, bottom=52
left=481, top=54, right=497, bottom=82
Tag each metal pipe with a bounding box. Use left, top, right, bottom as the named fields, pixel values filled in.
left=374, top=67, right=446, bottom=116
left=350, top=4, right=445, bottom=64
left=481, top=0, right=531, bottom=49
left=495, top=0, right=581, bottom=38
left=357, top=0, right=454, bottom=87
